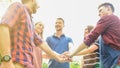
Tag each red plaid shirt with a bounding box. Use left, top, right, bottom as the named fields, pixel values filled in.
left=1, top=2, right=42, bottom=68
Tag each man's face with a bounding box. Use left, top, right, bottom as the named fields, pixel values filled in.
left=55, top=19, right=64, bottom=31
left=31, top=0, right=39, bottom=14
left=98, top=6, right=109, bottom=18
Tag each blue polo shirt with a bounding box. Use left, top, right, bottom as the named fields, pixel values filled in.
left=46, top=34, right=73, bottom=68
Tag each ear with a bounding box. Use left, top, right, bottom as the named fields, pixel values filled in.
left=107, top=6, right=111, bottom=11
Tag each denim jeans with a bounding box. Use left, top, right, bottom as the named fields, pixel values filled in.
left=98, top=37, right=120, bottom=68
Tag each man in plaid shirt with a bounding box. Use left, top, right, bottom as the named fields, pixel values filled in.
left=0, top=0, right=65, bottom=68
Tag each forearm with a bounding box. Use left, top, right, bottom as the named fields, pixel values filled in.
left=76, top=48, right=90, bottom=56
left=42, top=53, right=51, bottom=59
left=38, top=42, right=59, bottom=59
left=0, top=25, right=11, bottom=56
left=70, top=42, right=88, bottom=57
left=76, top=44, right=98, bottom=56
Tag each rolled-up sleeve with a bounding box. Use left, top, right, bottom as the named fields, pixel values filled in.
left=84, top=15, right=111, bottom=46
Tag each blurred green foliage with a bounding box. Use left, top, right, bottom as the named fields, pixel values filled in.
left=42, top=62, right=80, bottom=68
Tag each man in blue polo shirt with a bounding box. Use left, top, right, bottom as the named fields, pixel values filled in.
left=46, top=18, right=73, bottom=68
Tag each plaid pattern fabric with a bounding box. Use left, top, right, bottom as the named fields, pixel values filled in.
left=1, top=2, right=42, bottom=68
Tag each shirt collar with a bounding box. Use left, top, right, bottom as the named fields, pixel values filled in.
left=53, top=33, right=65, bottom=38
left=24, top=5, right=32, bottom=18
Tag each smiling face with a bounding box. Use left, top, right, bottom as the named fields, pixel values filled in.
left=35, top=23, right=44, bottom=34
left=98, top=3, right=114, bottom=18
left=98, top=6, right=109, bottom=18
left=55, top=19, right=64, bottom=31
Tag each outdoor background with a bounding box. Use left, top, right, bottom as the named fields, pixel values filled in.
left=0, top=0, right=120, bottom=68
left=0, top=0, right=120, bottom=46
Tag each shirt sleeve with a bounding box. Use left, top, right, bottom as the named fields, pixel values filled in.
left=67, top=37, right=73, bottom=44
left=84, top=15, right=112, bottom=46
left=46, top=37, right=51, bottom=47
left=0, top=2, right=22, bottom=27
left=94, top=36, right=101, bottom=46
left=34, top=32, right=43, bottom=46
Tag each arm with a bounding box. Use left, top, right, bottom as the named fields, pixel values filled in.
left=76, top=44, right=98, bottom=56
left=38, top=42, right=64, bottom=62
left=34, top=34, right=64, bottom=62
left=0, top=25, right=14, bottom=68
left=70, top=16, right=111, bottom=58
left=42, top=52, right=51, bottom=59
left=0, top=2, right=23, bottom=68
left=70, top=42, right=88, bottom=58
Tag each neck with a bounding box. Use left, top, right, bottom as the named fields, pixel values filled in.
left=38, top=33, right=43, bottom=39
left=55, top=30, right=63, bottom=38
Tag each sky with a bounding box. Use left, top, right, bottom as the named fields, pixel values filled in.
left=0, top=0, right=120, bottom=46
left=33, top=0, right=120, bottom=46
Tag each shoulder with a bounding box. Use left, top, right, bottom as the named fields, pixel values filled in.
left=46, top=35, right=54, bottom=40
left=10, top=2, right=23, bottom=8
left=98, top=14, right=118, bottom=24
left=8, top=2, right=24, bottom=13
left=101, top=14, right=118, bottom=20
left=64, top=35, right=73, bottom=42
left=64, top=35, right=72, bottom=39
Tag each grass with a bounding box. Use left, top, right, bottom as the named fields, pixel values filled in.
left=42, top=62, right=100, bottom=68
left=42, top=62, right=80, bottom=68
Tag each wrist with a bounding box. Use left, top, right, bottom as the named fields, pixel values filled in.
left=0, top=55, right=12, bottom=64
left=53, top=51, right=59, bottom=60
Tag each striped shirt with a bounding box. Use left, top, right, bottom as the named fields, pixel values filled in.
left=0, top=2, right=42, bottom=68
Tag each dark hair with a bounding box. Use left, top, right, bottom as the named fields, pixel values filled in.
left=86, top=25, right=94, bottom=33
left=57, top=18, right=64, bottom=23
left=98, top=2, right=114, bottom=12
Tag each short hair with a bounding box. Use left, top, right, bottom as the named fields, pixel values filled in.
left=57, top=18, right=64, bottom=23
left=98, top=2, right=114, bottom=12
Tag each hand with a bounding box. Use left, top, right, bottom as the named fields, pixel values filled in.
left=54, top=53, right=66, bottom=63
left=1, top=61, right=15, bottom=68
left=53, top=52, right=70, bottom=63
left=61, top=51, right=72, bottom=62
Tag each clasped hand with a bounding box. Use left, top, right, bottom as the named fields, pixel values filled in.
left=56, top=51, right=72, bottom=63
